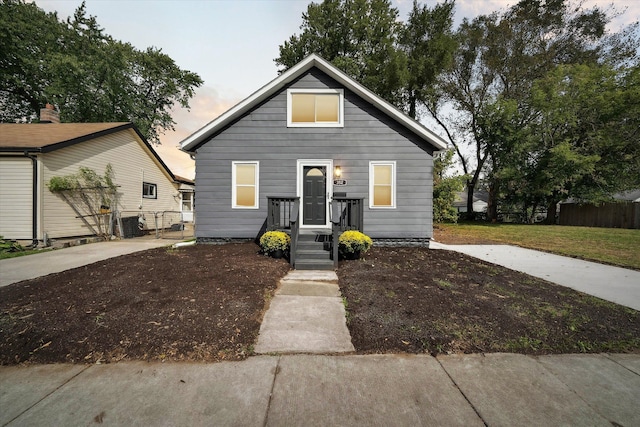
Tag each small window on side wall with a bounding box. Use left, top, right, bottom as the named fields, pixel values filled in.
left=232, top=161, right=259, bottom=209
left=369, top=162, right=396, bottom=209
left=142, top=182, right=157, bottom=199
left=287, top=89, right=344, bottom=127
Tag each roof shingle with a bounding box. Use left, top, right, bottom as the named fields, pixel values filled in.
left=0, top=123, right=130, bottom=151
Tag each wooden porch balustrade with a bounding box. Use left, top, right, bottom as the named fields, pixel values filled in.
left=266, top=196, right=364, bottom=269
left=266, top=197, right=299, bottom=231
left=266, top=196, right=364, bottom=233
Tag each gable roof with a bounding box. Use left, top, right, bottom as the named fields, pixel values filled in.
left=453, top=189, right=489, bottom=208
left=180, top=54, right=448, bottom=153
left=0, top=122, right=180, bottom=183
left=613, top=189, right=640, bottom=203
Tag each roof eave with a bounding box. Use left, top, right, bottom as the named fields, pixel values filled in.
left=0, top=147, right=42, bottom=153
left=310, top=56, right=449, bottom=151
left=180, top=57, right=317, bottom=153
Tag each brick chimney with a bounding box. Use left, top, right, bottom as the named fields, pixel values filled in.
left=39, top=103, right=60, bottom=123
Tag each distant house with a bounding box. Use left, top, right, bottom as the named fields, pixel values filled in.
left=180, top=54, right=447, bottom=268
left=175, top=174, right=195, bottom=222
left=0, top=106, right=191, bottom=244
left=559, top=190, right=640, bottom=229
left=453, top=189, right=489, bottom=214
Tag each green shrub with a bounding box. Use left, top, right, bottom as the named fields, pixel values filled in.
left=0, top=236, right=24, bottom=254
left=338, top=230, right=373, bottom=254
left=259, top=231, right=291, bottom=253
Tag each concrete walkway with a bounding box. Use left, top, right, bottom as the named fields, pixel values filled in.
left=0, top=238, right=177, bottom=287
left=2, top=353, right=639, bottom=426
left=255, top=270, right=355, bottom=354
left=431, top=242, right=640, bottom=312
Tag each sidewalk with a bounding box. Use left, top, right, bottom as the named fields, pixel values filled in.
left=2, top=353, right=638, bottom=426
left=430, top=242, right=640, bottom=312
left=0, top=238, right=177, bottom=287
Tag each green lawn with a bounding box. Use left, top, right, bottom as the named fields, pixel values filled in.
left=437, top=223, right=640, bottom=270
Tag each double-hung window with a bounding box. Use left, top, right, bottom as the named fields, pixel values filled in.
left=232, top=161, right=259, bottom=209
left=287, top=89, right=344, bottom=127
left=369, top=161, right=396, bottom=208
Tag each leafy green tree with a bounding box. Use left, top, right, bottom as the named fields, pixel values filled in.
left=399, top=0, right=457, bottom=119
left=276, top=0, right=456, bottom=116
left=433, top=149, right=466, bottom=223
left=428, top=0, right=638, bottom=220
left=276, top=0, right=406, bottom=106
left=0, top=0, right=202, bottom=142
left=0, top=0, right=63, bottom=119
left=425, top=14, right=498, bottom=219
left=523, top=63, right=639, bottom=222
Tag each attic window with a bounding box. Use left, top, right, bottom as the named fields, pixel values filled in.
left=287, top=89, right=343, bottom=127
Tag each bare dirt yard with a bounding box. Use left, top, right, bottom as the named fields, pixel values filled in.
left=0, top=243, right=290, bottom=365
left=1, top=241, right=638, bottom=365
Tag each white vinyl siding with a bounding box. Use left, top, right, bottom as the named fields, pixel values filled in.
left=41, top=129, right=179, bottom=238
left=0, top=157, right=33, bottom=239
left=142, top=182, right=157, bottom=199
left=287, top=89, right=344, bottom=127
left=232, top=161, right=259, bottom=209
left=369, top=161, right=396, bottom=209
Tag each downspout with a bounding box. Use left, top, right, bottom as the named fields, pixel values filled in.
left=24, top=151, right=39, bottom=247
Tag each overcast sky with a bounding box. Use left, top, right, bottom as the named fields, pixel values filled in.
left=34, top=0, right=639, bottom=179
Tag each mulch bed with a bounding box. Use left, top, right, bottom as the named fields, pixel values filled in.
left=0, top=243, right=290, bottom=365
left=2, top=241, right=638, bottom=365
left=337, top=247, right=640, bottom=355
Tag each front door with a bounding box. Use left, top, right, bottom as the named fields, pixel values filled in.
left=303, top=166, right=326, bottom=225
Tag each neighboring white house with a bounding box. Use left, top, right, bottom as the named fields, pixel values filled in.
left=0, top=107, right=191, bottom=244
left=453, top=189, right=489, bottom=214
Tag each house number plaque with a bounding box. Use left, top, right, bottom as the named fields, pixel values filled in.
left=333, top=179, right=347, bottom=186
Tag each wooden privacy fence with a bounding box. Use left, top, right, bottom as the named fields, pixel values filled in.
left=558, top=202, right=640, bottom=229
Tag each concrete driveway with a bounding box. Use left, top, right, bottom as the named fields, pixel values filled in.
left=0, top=238, right=176, bottom=287
left=431, top=242, right=640, bottom=311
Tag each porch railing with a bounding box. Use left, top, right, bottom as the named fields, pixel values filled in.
left=289, top=200, right=300, bottom=267
left=267, top=196, right=364, bottom=268
left=331, top=202, right=340, bottom=268
left=266, top=196, right=299, bottom=231
left=332, top=197, right=364, bottom=232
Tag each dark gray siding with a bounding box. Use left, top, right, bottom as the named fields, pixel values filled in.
left=195, top=69, right=434, bottom=239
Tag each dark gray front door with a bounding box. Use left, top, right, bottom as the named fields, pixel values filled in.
left=303, top=166, right=326, bottom=225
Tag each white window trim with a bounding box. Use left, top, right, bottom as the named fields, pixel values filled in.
left=232, top=161, right=259, bottom=209
left=369, top=161, right=396, bottom=209
left=287, top=88, right=344, bottom=128
left=142, top=182, right=157, bottom=199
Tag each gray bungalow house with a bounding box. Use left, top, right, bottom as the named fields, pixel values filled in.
left=180, top=54, right=447, bottom=269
